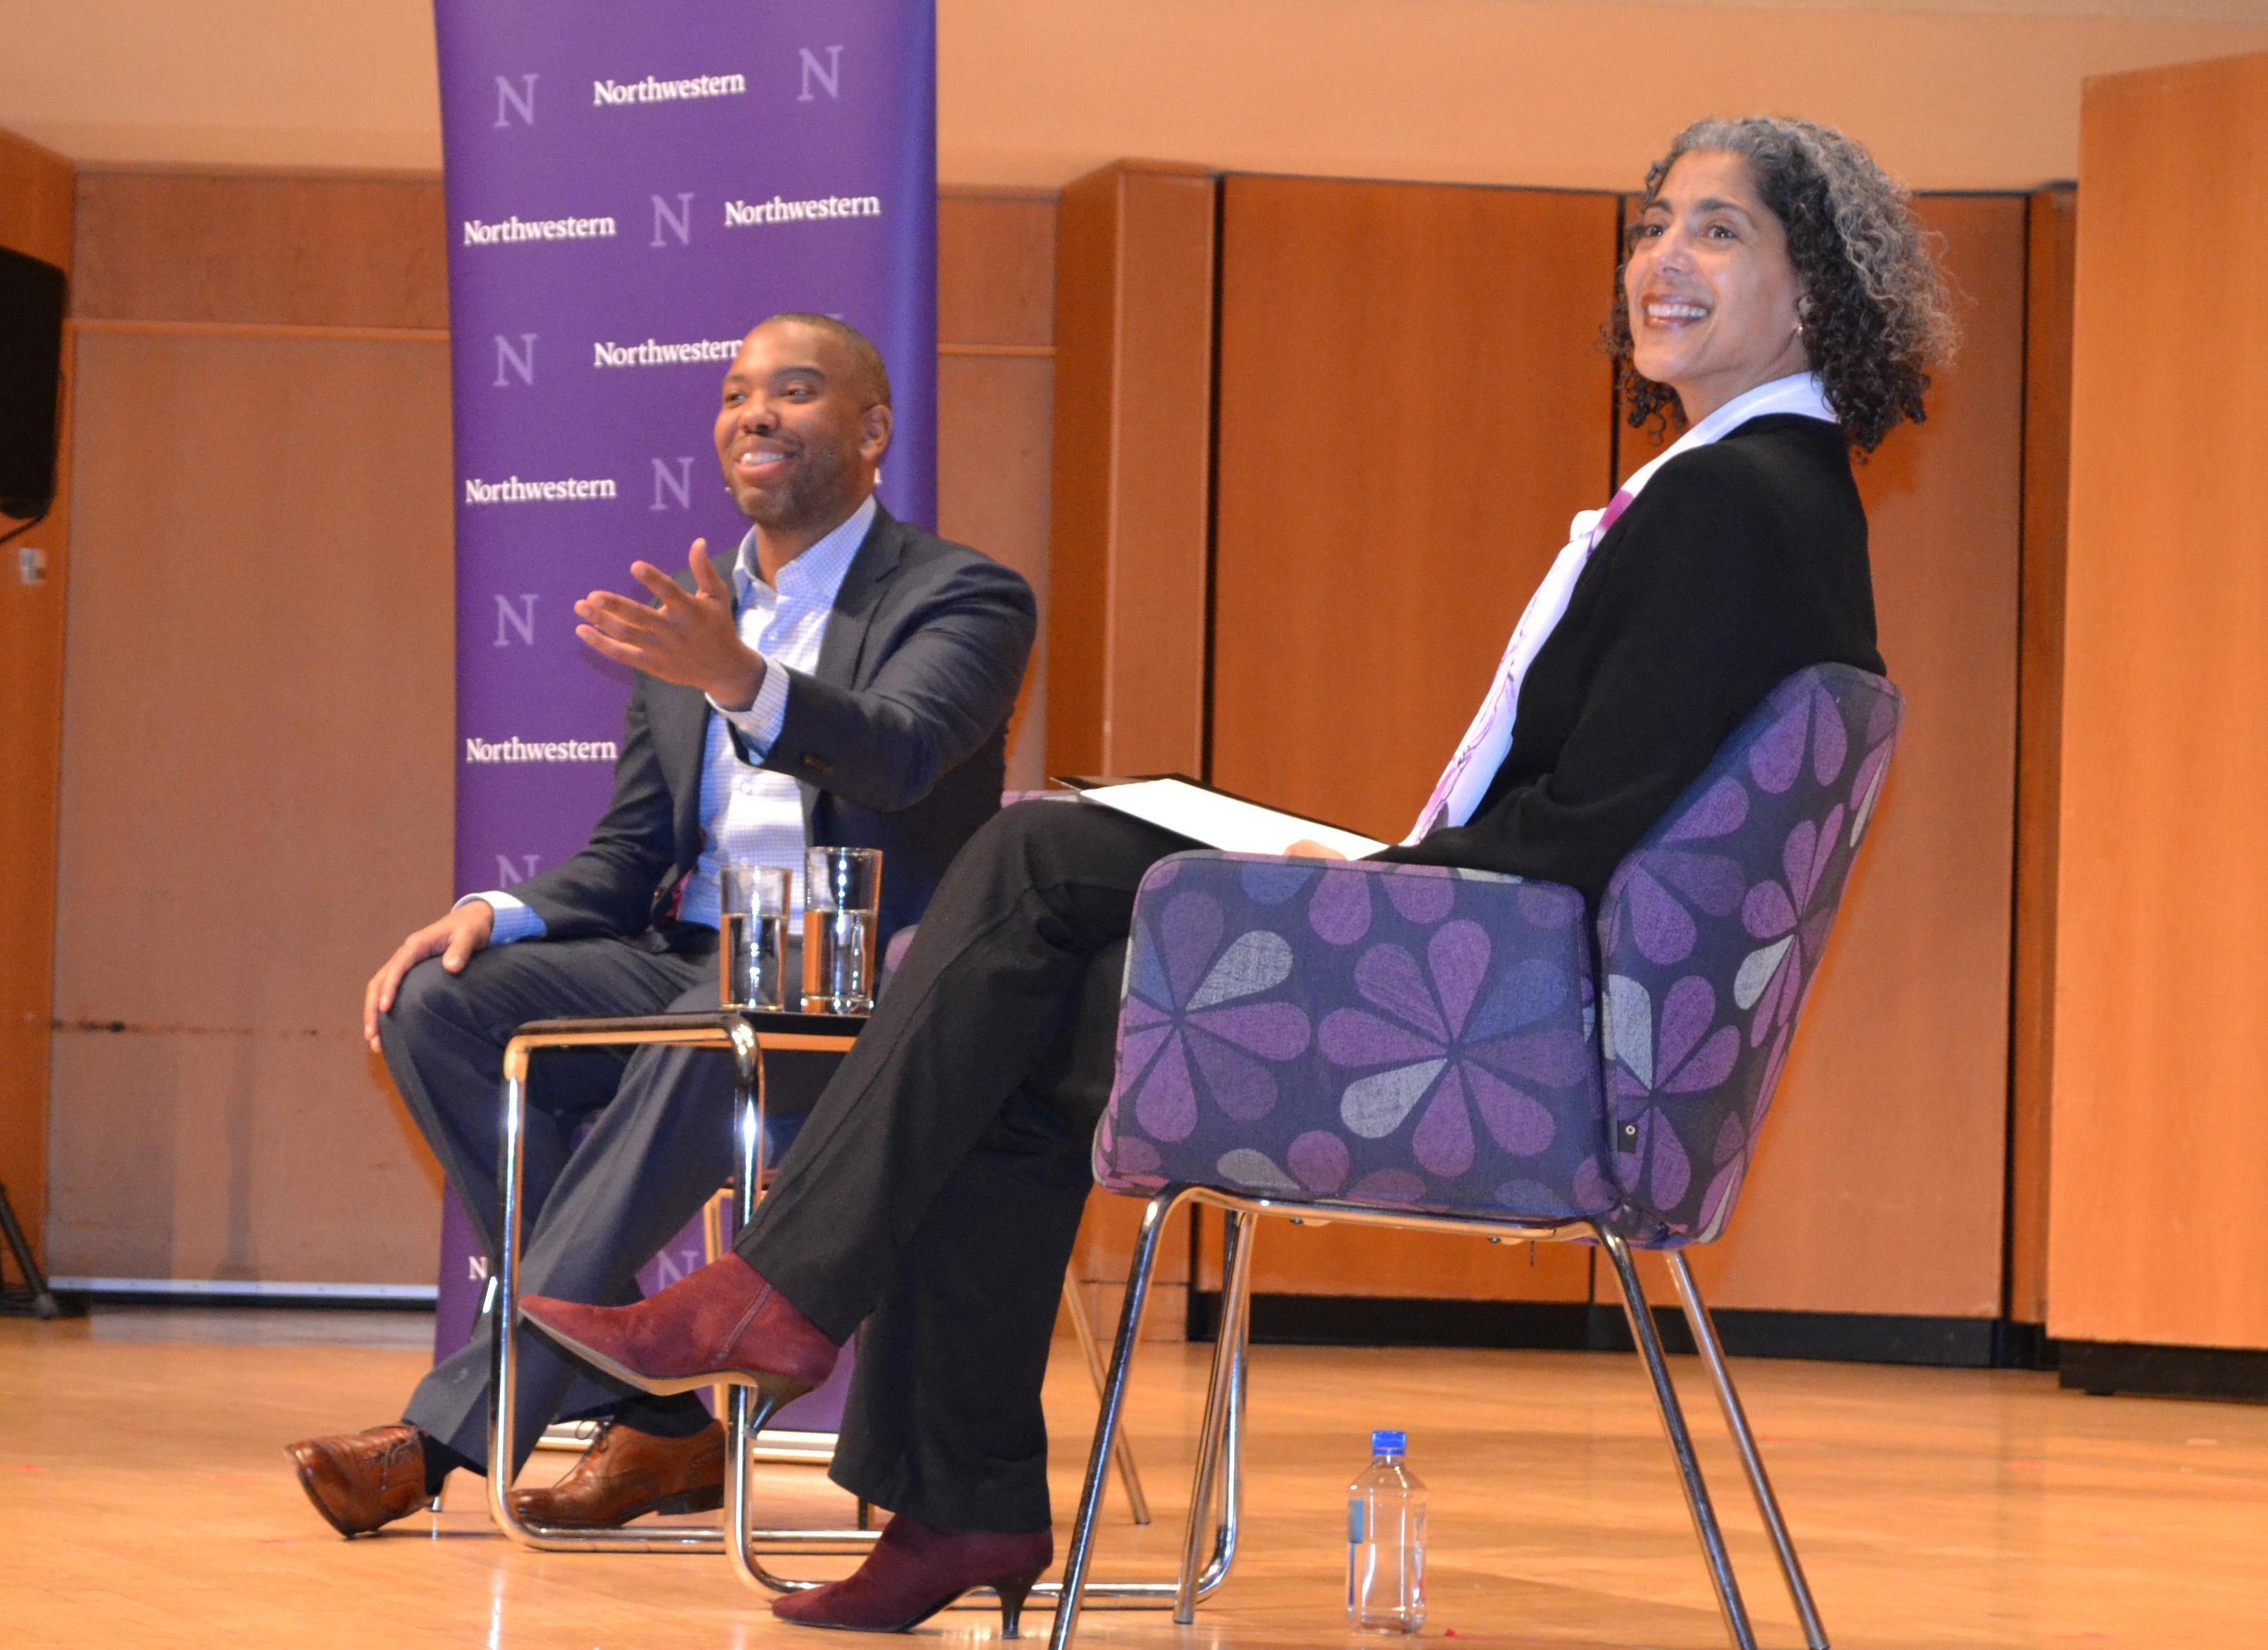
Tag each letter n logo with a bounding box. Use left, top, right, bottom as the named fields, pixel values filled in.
left=493, top=333, right=537, bottom=388
left=651, top=192, right=694, bottom=248
left=798, top=46, right=843, bottom=102
left=494, top=593, right=538, bottom=645
left=494, top=73, right=538, bottom=128
left=651, top=458, right=695, bottom=512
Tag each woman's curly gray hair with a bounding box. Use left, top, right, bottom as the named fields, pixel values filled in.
left=1610, top=116, right=1958, bottom=453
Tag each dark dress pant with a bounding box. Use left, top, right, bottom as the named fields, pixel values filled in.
left=738, top=799, right=1190, bottom=1533
left=382, top=923, right=813, bottom=1475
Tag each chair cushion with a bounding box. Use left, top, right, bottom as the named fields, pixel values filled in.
left=1093, top=855, right=1613, bottom=1223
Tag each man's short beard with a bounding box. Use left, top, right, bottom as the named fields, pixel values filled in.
left=738, top=451, right=858, bottom=532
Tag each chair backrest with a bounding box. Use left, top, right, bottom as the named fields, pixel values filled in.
left=1595, top=664, right=1902, bottom=1245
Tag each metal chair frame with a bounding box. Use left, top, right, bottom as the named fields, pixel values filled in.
left=1051, top=1184, right=1832, bottom=1650
left=482, top=1010, right=1171, bottom=1615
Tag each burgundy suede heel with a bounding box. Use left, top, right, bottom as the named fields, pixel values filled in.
left=771, top=1515, right=1054, bottom=1636
left=990, top=1568, right=1046, bottom=1639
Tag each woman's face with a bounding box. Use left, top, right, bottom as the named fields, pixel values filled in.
left=1624, top=149, right=1810, bottom=422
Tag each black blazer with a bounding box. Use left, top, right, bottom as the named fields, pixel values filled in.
left=508, top=505, right=1037, bottom=947
left=1377, top=415, right=1885, bottom=900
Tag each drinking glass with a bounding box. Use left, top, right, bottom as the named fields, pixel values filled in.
left=719, top=862, right=793, bottom=1010
left=801, top=846, right=882, bottom=1015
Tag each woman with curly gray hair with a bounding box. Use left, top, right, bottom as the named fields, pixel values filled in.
left=1370, top=115, right=1936, bottom=881
left=518, top=119, right=1938, bottom=1637
left=1613, top=115, right=1958, bottom=451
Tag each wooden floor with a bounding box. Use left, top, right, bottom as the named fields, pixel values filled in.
left=3, top=1307, right=2263, bottom=1648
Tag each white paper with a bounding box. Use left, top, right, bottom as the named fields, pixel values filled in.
left=1073, top=778, right=1386, bottom=860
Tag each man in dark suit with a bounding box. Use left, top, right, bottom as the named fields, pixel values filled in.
left=283, top=314, right=1035, bottom=1538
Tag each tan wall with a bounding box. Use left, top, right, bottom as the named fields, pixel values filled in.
left=4, top=0, right=2266, bottom=188
left=2045, top=50, right=2268, bottom=1351
left=42, top=172, right=1056, bottom=1284
left=0, top=128, right=74, bottom=1264
left=939, top=0, right=2268, bottom=193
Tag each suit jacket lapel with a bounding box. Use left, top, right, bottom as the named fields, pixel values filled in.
left=647, top=678, right=709, bottom=867
left=798, top=505, right=904, bottom=842
left=814, top=505, right=904, bottom=690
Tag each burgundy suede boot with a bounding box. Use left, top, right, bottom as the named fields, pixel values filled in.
left=520, top=1254, right=838, bottom=1419
left=773, top=1512, right=1053, bottom=1637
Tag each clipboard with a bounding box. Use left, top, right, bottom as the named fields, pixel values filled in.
left=1050, top=773, right=1389, bottom=860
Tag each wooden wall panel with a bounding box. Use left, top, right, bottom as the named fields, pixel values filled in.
left=1044, top=161, right=1214, bottom=781
left=2047, top=51, right=2268, bottom=1351
left=937, top=188, right=1057, bottom=792
left=1200, top=181, right=2033, bottom=1316
left=1212, top=175, right=1621, bottom=843
left=1044, top=162, right=1215, bottom=1334
left=1195, top=1218, right=1595, bottom=1305
left=1207, top=175, right=1618, bottom=1304
left=0, top=130, right=74, bottom=269
left=49, top=329, right=456, bottom=1281
left=939, top=189, right=1056, bottom=350
left=0, top=126, right=75, bottom=1265
left=70, top=169, right=448, bottom=329
left=1681, top=195, right=2028, bottom=1318
left=940, top=351, right=1054, bottom=793
left=2006, top=187, right=2077, bottom=1328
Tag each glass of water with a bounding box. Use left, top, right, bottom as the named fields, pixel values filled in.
left=719, top=862, right=793, bottom=1010
left=802, top=846, right=882, bottom=1015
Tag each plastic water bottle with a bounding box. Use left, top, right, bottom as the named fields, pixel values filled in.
left=1346, top=1429, right=1427, bottom=1633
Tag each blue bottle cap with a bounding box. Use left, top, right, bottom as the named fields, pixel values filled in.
left=1371, top=1429, right=1406, bottom=1456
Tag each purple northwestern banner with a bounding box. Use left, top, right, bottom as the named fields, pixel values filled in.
left=428, top=0, right=937, bottom=1426
left=437, top=0, right=936, bottom=899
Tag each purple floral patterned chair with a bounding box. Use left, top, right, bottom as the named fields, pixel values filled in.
left=1049, top=665, right=1902, bottom=1650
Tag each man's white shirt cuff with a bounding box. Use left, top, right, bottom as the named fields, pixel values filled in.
left=712, top=654, right=791, bottom=757
left=459, top=890, right=546, bottom=943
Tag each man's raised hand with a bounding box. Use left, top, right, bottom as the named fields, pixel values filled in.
left=573, top=539, right=764, bottom=709
left=364, top=901, right=495, bottom=1053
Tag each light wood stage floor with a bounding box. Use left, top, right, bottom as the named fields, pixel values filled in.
left=3, top=1307, right=2262, bottom=1648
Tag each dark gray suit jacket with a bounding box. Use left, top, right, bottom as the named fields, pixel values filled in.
left=508, top=505, right=1037, bottom=948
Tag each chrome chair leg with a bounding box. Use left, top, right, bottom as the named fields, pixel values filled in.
left=1595, top=1227, right=1758, bottom=1650
left=1176, top=1208, right=1255, bottom=1621
left=1063, top=1269, right=1152, bottom=1524
left=1669, top=1253, right=1830, bottom=1650
left=1049, top=1186, right=1190, bottom=1650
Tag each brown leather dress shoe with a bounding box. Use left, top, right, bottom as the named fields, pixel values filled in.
left=521, top=1254, right=838, bottom=1428
left=506, top=1418, right=726, bottom=1529
left=284, top=1424, right=432, bottom=1538
left=772, top=1513, right=1053, bottom=1636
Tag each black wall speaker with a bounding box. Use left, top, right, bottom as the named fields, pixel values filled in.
left=0, top=245, right=68, bottom=521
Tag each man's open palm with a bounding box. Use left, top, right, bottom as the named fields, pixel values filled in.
left=574, top=540, right=763, bottom=709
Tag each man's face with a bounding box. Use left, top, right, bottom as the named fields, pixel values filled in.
left=712, top=322, right=889, bottom=532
